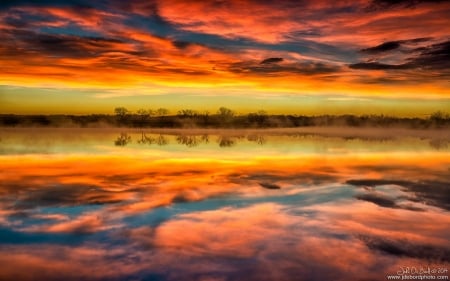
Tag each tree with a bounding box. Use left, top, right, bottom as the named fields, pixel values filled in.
left=217, top=107, right=234, bottom=118
left=114, top=107, right=129, bottom=117
left=136, top=109, right=148, bottom=116
left=156, top=108, right=169, bottom=116
left=430, top=111, right=448, bottom=127
left=114, top=107, right=129, bottom=125
left=256, top=110, right=267, bottom=116
left=136, top=109, right=150, bottom=127
left=200, top=110, right=210, bottom=126
left=248, top=110, right=268, bottom=127
left=177, top=109, right=197, bottom=117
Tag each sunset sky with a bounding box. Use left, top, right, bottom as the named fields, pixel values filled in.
left=0, top=0, right=449, bottom=116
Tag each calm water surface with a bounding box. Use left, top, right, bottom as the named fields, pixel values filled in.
left=0, top=128, right=449, bottom=281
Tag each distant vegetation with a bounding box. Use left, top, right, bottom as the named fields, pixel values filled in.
left=0, top=107, right=449, bottom=129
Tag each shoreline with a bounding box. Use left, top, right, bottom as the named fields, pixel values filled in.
left=1, top=126, right=449, bottom=140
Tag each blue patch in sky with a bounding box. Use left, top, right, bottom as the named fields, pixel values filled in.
left=123, top=14, right=178, bottom=38
left=39, top=25, right=105, bottom=38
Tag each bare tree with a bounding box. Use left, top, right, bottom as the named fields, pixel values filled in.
left=217, top=107, right=234, bottom=118
left=114, top=107, right=129, bottom=117
left=114, top=107, right=129, bottom=125
left=177, top=109, right=197, bottom=117
left=156, top=108, right=170, bottom=116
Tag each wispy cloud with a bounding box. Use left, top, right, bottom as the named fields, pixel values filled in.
left=0, top=0, right=449, bottom=112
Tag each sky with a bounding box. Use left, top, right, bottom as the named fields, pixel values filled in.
left=0, top=0, right=449, bottom=116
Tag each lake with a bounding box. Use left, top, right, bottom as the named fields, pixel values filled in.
left=0, top=128, right=449, bottom=281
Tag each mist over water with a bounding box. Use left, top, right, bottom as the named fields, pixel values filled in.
left=0, top=128, right=449, bottom=281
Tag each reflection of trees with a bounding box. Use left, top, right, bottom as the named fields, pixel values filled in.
left=201, top=134, right=209, bottom=144
left=137, top=132, right=154, bottom=145
left=176, top=134, right=209, bottom=147
left=176, top=135, right=200, bottom=147
left=111, top=132, right=270, bottom=148
left=429, top=139, right=449, bottom=150
left=217, top=136, right=236, bottom=147
left=247, top=134, right=266, bottom=145
left=114, top=133, right=131, bottom=146
left=137, top=132, right=168, bottom=146
left=114, top=107, right=129, bottom=125
left=156, top=135, right=168, bottom=146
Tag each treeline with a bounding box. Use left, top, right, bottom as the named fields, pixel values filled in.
left=1, top=107, right=449, bottom=129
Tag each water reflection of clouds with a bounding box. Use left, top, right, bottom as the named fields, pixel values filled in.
left=348, top=179, right=450, bottom=211
left=145, top=202, right=449, bottom=275
left=1, top=154, right=449, bottom=218
left=0, top=134, right=449, bottom=280
left=1, top=201, right=448, bottom=280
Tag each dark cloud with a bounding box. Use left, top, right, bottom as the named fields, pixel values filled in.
left=259, top=182, right=281, bottom=189
left=229, top=172, right=339, bottom=186
left=1, top=29, right=130, bottom=59
left=347, top=179, right=409, bottom=186
left=347, top=179, right=450, bottom=210
left=101, top=174, right=146, bottom=183
left=4, top=15, right=32, bottom=28
left=355, top=192, right=424, bottom=211
left=355, top=193, right=397, bottom=208
left=352, top=39, right=450, bottom=74
left=401, top=181, right=450, bottom=211
left=0, top=0, right=92, bottom=10
left=408, top=39, right=450, bottom=70
left=172, top=40, right=192, bottom=49
left=17, top=184, right=124, bottom=209
left=108, top=0, right=158, bottom=14
left=33, top=34, right=123, bottom=56
left=260, top=57, right=283, bottom=64
left=367, top=0, right=448, bottom=10
left=359, top=235, right=450, bottom=262
left=360, top=38, right=431, bottom=54
left=229, top=60, right=340, bottom=76
left=171, top=193, right=192, bottom=203
left=0, top=181, right=137, bottom=210
left=361, top=41, right=401, bottom=53
left=165, top=68, right=211, bottom=76
left=287, top=29, right=322, bottom=38
left=349, top=62, right=410, bottom=70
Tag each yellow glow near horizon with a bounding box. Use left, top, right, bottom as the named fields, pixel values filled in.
left=0, top=1, right=449, bottom=116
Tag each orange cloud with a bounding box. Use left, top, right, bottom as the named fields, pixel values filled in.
left=0, top=134, right=449, bottom=280
left=1, top=0, right=448, bottom=102
left=23, top=212, right=119, bottom=234
left=158, top=0, right=450, bottom=46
